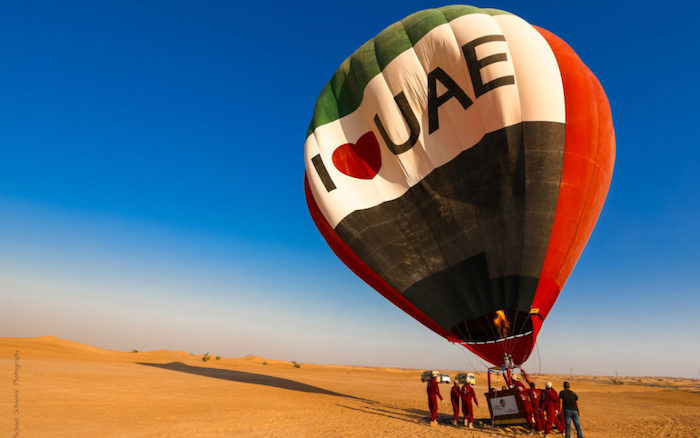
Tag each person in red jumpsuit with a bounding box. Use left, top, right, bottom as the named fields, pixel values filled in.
left=542, top=381, right=564, bottom=434
left=513, top=378, right=527, bottom=391
left=427, top=374, right=443, bottom=425
left=450, top=380, right=461, bottom=425
left=527, top=381, right=544, bottom=432
left=460, top=381, right=478, bottom=428
left=516, top=386, right=535, bottom=430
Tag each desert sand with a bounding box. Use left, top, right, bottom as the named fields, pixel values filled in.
left=1, top=336, right=698, bottom=437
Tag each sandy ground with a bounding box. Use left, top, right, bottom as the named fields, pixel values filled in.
left=1, top=336, right=699, bottom=437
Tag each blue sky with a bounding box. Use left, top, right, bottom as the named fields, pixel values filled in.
left=1, top=1, right=698, bottom=378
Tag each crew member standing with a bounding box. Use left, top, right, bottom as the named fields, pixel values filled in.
left=542, top=381, right=564, bottom=434
left=450, top=380, right=461, bottom=425
left=527, top=381, right=544, bottom=432
left=460, top=380, right=478, bottom=429
left=427, top=373, right=443, bottom=425
left=559, top=381, right=584, bottom=438
left=516, top=386, right=535, bottom=430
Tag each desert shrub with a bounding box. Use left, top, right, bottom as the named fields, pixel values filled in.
left=202, top=352, right=211, bottom=362
left=215, top=356, right=221, bottom=360
left=130, top=349, right=139, bottom=353
left=292, top=361, right=302, bottom=368
left=262, top=361, right=268, bottom=365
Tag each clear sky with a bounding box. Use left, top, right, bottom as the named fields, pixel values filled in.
left=1, top=1, right=698, bottom=378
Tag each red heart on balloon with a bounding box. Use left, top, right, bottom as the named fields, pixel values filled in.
left=332, top=132, right=382, bottom=180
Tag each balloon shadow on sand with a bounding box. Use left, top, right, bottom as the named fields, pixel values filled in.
left=336, top=403, right=428, bottom=425
left=137, top=362, right=371, bottom=401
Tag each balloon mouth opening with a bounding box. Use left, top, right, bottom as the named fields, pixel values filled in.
left=460, top=330, right=533, bottom=345
left=448, top=309, right=533, bottom=344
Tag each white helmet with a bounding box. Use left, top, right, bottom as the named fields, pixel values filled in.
left=545, top=381, right=552, bottom=389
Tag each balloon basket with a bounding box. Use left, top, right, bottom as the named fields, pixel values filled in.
left=484, top=354, right=531, bottom=426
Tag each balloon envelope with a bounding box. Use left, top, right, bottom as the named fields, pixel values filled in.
left=304, top=6, right=614, bottom=366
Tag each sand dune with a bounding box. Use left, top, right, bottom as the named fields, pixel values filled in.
left=1, top=336, right=698, bottom=437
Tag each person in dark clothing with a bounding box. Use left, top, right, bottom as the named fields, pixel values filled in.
left=427, top=374, right=443, bottom=425
left=450, top=381, right=461, bottom=425
left=527, top=381, right=544, bottom=432
left=460, top=381, right=478, bottom=428
left=559, top=381, right=583, bottom=438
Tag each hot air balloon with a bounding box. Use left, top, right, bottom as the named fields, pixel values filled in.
left=304, top=5, right=614, bottom=368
